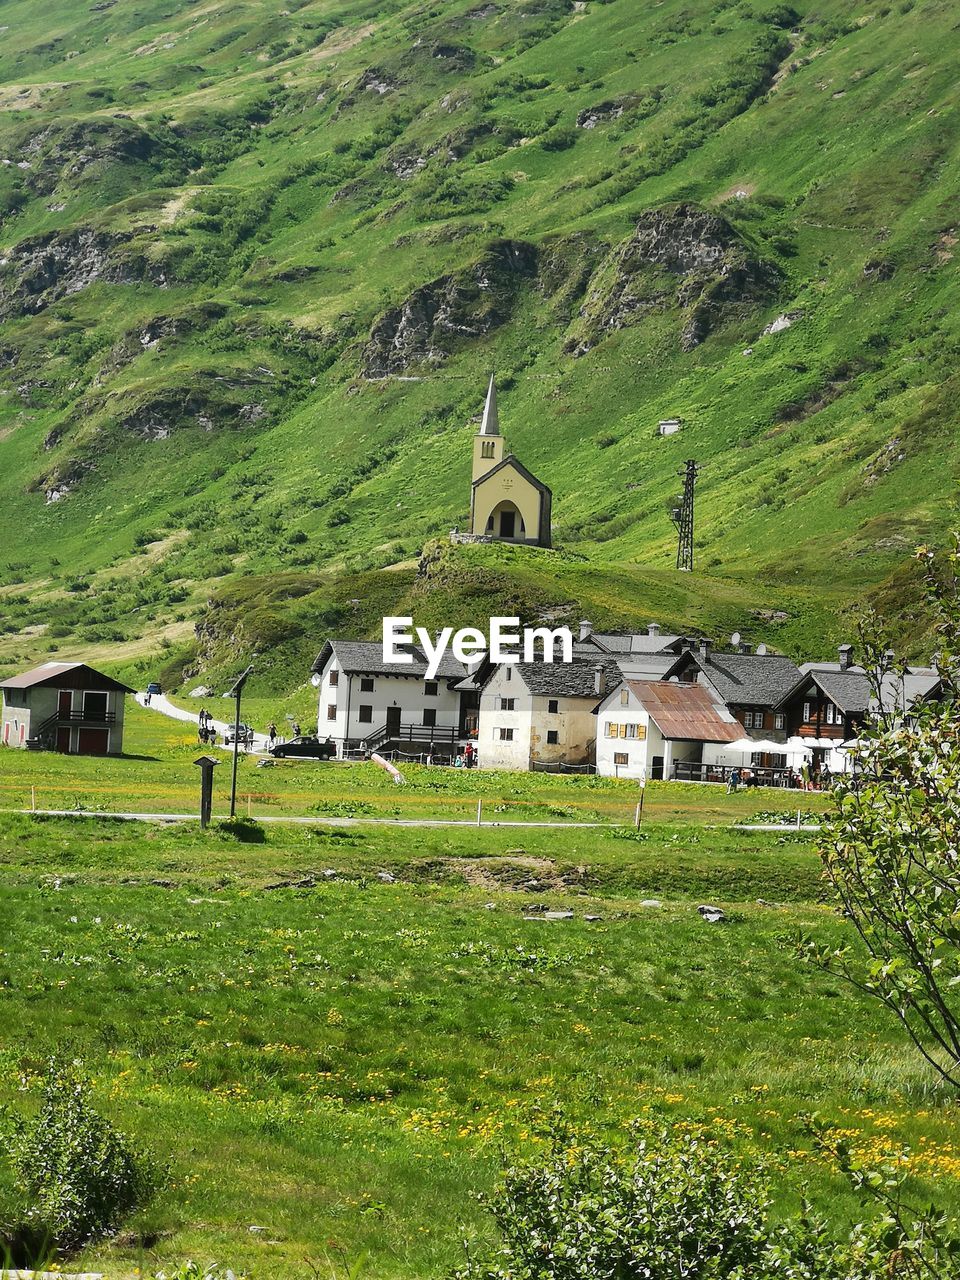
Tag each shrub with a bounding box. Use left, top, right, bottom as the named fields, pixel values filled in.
left=457, top=1119, right=960, bottom=1280
left=6, top=1059, right=157, bottom=1254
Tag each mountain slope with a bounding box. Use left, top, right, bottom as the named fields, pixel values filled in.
left=0, top=0, right=957, bottom=686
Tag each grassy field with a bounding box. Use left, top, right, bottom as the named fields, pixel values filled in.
left=0, top=697, right=832, bottom=829
left=0, top=806, right=957, bottom=1279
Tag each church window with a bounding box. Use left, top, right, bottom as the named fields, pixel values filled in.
left=481, top=441, right=495, bottom=458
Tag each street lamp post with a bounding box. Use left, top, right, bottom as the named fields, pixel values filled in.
left=227, top=664, right=254, bottom=819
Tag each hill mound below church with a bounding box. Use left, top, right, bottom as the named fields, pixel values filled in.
left=0, top=0, right=957, bottom=689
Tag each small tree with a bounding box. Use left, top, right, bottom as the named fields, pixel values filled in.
left=800, top=539, right=960, bottom=1088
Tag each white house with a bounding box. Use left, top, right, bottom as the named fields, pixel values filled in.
left=478, top=658, right=620, bottom=771
left=594, top=679, right=740, bottom=781
left=311, top=639, right=474, bottom=757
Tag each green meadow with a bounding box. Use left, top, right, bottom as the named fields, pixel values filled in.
left=1, top=811, right=957, bottom=1279
left=0, top=704, right=955, bottom=1278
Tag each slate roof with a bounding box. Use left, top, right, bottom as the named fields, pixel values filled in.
left=663, top=650, right=802, bottom=707
left=0, top=661, right=133, bottom=693
left=312, top=639, right=468, bottom=682
left=625, top=680, right=742, bottom=743
left=514, top=657, right=622, bottom=699
left=787, top=663, right=943, bottom=715
left=592, top=631, right=686, bottom=655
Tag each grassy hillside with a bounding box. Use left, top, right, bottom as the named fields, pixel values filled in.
left=0, top=0, right=957, bottom=688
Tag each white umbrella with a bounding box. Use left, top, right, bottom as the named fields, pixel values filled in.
left=726, top=738, right=785, bottom=754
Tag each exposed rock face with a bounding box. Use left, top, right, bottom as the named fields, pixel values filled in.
left=0, top=227, right=167, bottom=318
left=37, top=460, right=91, bottom=504
left=362, top=239, right=539, bottom=376
left=576, top=99, right=625, bottom=129
left=14, top=117, right=190, bottom=196
left=570, top=203, right=778, bottom=354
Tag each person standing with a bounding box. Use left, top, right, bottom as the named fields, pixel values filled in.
left=464, top=742, right=475, bottom=769
left=268, top=722, right=278, bottom=747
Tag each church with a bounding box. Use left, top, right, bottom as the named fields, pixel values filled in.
left=468, top=376, right=552, bottom=547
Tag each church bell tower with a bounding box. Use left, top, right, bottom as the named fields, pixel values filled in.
left=472, top=373, right=504, bottom=483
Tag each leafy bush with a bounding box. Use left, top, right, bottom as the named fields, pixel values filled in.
left=457, top=1119, right=960, bottom=1280
left=5, top=1060, right=157, bottom=1254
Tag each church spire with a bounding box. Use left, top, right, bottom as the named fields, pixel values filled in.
left=479, top=373, right=499, bottom=436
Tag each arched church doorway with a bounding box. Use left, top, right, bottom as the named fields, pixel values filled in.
left=485, top=501, right=526, bottom=541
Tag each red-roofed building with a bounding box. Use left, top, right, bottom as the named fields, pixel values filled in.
left=594, top=678, right=740, bottom=780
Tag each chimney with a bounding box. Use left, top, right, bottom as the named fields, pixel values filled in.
left=698, top=638, right=712, bottom=660
left=594, top=664, right=606, bottom=696
left=647, top=622, right=661, bottom=637
left=579, top=619, right=593, bottom=642
left=838, top=643, right=854, bottom=671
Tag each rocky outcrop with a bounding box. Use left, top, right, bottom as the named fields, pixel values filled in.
left=0, top=227, right=167, bottom=318
left=570, top=204, right=778, bottom=355
left=13, top=117, right=191, bottom=197
left=362, top=239, right=539, bottom=376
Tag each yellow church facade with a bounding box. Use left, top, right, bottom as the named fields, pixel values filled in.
left=468, top=376, right=552, bottom=547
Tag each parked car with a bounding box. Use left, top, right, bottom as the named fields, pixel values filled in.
left=223, top=723, right=253, bottom=746
left=146, top=681, right=162, bottom=696
left=269, top=735, right=336, bottom=760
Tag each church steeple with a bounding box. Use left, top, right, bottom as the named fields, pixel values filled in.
left=479, top=373, right=499, bottom=436
left=472, top=373, right=504, bottom=482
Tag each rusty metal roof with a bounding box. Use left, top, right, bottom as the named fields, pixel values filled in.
left=627, top=680, right=742, bottom=742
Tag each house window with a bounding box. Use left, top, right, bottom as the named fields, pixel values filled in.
left=505, top=667, right=512, bottom=681
left=497, top=727, right=515, bottom=742
left=802, top=701, right=812, bottom=722
left=605, top=722, right=645, bottom=740
left=358, top=704, right=373, bottom=723
left=613, top=752, right=629, bottom=766
left=360, top=677, right=374, bottom=693
left=547, top=699, right=559, bottom=714
left=497, top=697, right=516, bottom=711
left=326, top=704, right=337, bottom=721
left=774, top=713, right=785, bottom=730
left=826, top=703, right=840, bottom=725
left=620, top=688, right=629, bottom=706
left=546, top=730, right=559, bottom=745
left=424, top=681, right=438, bottom=697
left=744, top=710, right=765, bottom=730
left=423, top=708, right=437, bottom=728
left=481, top=440, right=496, bottom=458
left=329, top=670, right=339, bottom=687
